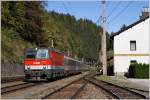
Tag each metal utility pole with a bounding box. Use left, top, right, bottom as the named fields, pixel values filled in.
left=82, top=58, right=84, bottom=62
left=51, top=39, right=54, bottom=47
left=101, top=0, right=107, bottom=75
left=75, top=55, right=77, bottom=59
left=68, top=50, right=70, bottom=56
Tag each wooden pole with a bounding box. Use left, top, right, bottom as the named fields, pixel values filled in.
left=101, top=0, right=107, bottom=75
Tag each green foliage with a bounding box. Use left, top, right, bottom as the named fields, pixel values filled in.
left=1, top=1, right=43, bottom=63
left=20, top=1, right=45, bottom=45
left=94, top=61, right=102, bottom=75
left=128, top=64, right=135, bottom=77
left=1, top=28, right=35, bottom=64
left=43, top=11, right=108, bottom=62
left=1, top=1, right=113, bottom=64
left=128, top=63, right=149, bottom=78
left=1, top=2, right=25, bottom=32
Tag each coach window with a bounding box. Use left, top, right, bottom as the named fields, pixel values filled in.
left=130, top=41, right=136, bottom=51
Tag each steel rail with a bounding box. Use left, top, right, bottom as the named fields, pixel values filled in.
left=42, top=75, right=88, bottom=99
left=99, top=79, right=147, bottom=98
left=86, top=77, right=147, bottom=99
left=70, top=81, right=88, bottom=99
left=124, top=86, right=149, bottom=93
left=1, top=82, right=38, bottom=94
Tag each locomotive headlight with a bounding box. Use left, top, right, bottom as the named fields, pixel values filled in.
left=26, top=66, right=30, bottom=70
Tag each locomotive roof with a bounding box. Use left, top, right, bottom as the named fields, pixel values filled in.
left=26, top=47, right=63, bottom=53
left=25, top=47, right=84, bottom=63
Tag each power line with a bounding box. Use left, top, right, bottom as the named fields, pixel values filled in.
left=107, top=1, right=122, bottom=20
left=107, top=1, right=133, bottom=25
left=62, top=2, right=70, bottom=13
left=106, top=1, right=110, bottom=8
left=95, top=1, right=102, bottom=25
left=96, top=1, right=120, bottom=26
left=96, top=16, right=102, bottom=25
left=66, top=1, right=75, bottom=13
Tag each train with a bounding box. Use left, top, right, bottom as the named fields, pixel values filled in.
left=24, top=47, right=89, bottom=81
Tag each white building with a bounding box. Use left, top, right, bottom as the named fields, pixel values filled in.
left=113, top=16, right=149, bottom=75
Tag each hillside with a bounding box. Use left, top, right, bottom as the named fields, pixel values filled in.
left=1, top=1, right=112, bottom=64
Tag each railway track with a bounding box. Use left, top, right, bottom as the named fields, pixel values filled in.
left=1, top=78, right=24, bottom=83
left=125, top=86, right=149, bottom=93
left=1, top=73, right=84, bottom=95
left=42, top=75, right=147, bottom=99
left=1, top=82, right=40, bottom=94
left=86, top=77, right=147, bottom=99
left=2, top=79, right=21, bottom=84
left=42, top=76, right=88, bottom=99
left=2, top=73, right=146, bottom=99
left=1, top=72, right=89, bottom=99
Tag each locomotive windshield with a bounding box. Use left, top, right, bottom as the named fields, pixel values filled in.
left=25, top=49, right=49, bottom=59
left=36, top=49, right=49, bottom=59
left=25, top=50, right=37, bottom=59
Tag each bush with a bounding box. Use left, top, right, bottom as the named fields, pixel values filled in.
left=128, top=63, right=136, bottom=78
left=128, top=63, right=149, bottom=78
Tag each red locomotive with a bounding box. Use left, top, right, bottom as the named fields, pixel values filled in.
left=24, top=47, right=88, bottom=81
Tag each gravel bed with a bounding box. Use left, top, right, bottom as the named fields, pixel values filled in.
left=75, top=83, right=109, bottom=99
left=46, top=79, right=86, bottom=99
left=48, top=84, right=84, bottom=99
left=127, top=88, right=149, bottom=99
left=96, top=75, right=149, bottom=98
left=1, top=72, right=88, bottom=99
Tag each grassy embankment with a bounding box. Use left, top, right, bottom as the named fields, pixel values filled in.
left=96, top=75, right=124, bottom=86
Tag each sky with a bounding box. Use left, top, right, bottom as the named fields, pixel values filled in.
left=44, top=0, right=149, bottom=34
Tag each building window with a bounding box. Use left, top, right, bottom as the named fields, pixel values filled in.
left=130, top=60, right=137, bottom=64
left=130, top=41, right=136, bottom=51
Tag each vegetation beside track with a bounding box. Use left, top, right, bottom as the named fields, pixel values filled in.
left=96, top=75, right=121, bottom=85
left=128, top=63, right=149, bottom=78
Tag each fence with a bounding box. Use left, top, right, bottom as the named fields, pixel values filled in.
left=1, top=64, right=24, bottom=77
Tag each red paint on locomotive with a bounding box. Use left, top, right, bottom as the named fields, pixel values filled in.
left=24, top=59, right=52, bottom=65
left=50, top=51, right=64, bottom=66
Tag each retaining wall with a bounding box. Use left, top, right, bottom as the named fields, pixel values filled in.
left=1, top=64, right=24, bottom=77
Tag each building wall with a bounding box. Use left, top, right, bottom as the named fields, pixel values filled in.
left=114, top=18, right=150, bottom=73
left=114, top=56, right=149, bottom=73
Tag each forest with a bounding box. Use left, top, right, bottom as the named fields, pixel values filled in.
left=1, top=1, right=112, bottom=64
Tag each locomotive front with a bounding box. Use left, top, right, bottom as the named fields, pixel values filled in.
left=24, top=48, right=52, bottom=80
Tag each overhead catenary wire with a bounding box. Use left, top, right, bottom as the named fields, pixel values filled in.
left=62, top=1, right=70, bottom=13
left=96, top=1, right=121, bottom=26
left=107, top=1, right=122, bottom=20
left=96, top=16, right=102, bottom=25
left=107, top=1, right=133, bottom=25
left=66, top=1, right=75, bottom=13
